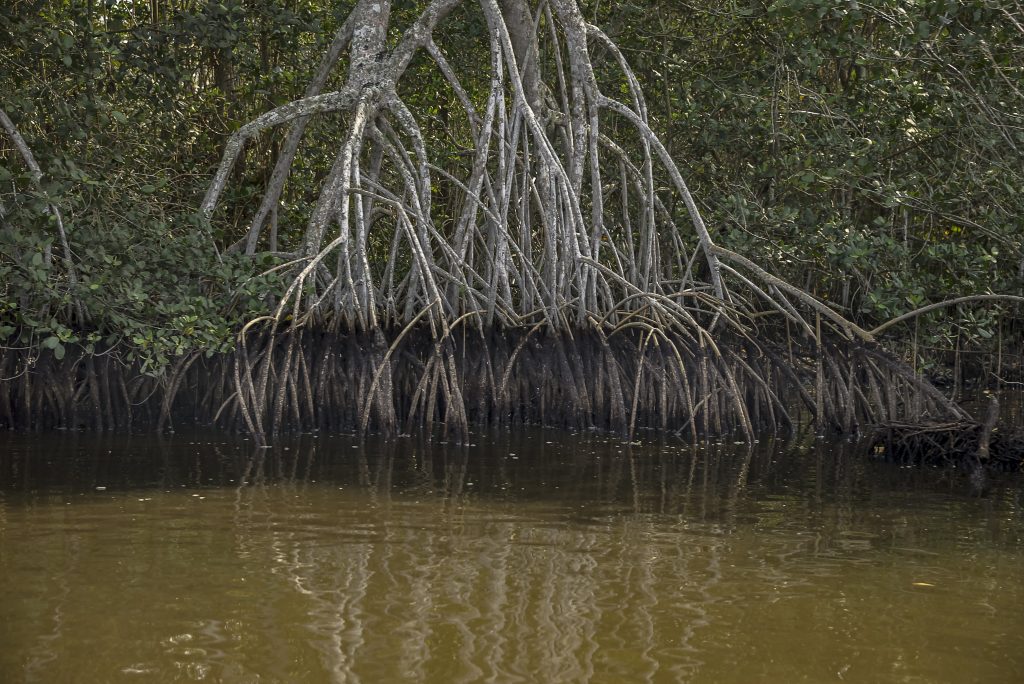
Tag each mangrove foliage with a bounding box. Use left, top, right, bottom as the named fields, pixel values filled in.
left=2, top=0, right=1023, bottom=440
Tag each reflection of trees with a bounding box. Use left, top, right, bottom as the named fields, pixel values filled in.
left=3, top=432, right=1023, bottom=682
left=223, top=439, right=740, bottom=681
left=213, top=438, right=857, bottom=680
left=23, top=526, right=75, bottom=680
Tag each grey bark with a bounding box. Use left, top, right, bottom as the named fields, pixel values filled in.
left=499, top=0, right=543, bottom=114
left=0, top=108, right=83, bottom=323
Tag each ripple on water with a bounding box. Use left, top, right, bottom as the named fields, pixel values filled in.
left=0, top=432, right=1022, bottom=683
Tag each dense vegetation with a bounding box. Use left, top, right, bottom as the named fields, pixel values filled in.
left=2, top=0, right=1021, bottom=383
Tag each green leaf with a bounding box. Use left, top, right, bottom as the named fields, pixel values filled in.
left=42, top=335, right=60, bottom=350
left=53, top=343, right=66, bottom=360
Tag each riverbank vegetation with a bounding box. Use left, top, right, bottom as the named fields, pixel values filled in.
left=2, top=0, right=1022, bottom=439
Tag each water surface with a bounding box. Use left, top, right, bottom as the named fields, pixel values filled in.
left=1, top=430, right=1022, bottom=683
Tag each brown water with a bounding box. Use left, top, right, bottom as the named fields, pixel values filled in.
left=0, top=430, right=1021, bottom=683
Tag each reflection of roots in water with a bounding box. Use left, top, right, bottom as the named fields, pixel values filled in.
left=7, top=434, right=1018, bottom=682
left=224, top=440, right=776, bottom=682
left=24, top=562, right=69, bottom=678
left=0, top=435, right=917, bottom=682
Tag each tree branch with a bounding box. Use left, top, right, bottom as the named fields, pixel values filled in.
left=871, top=295, right=1024, bottom=337
left=0, top=108, right=83, bottom=323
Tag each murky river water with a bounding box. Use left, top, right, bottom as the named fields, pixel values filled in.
left=1, top=430, right=1021, bottom=683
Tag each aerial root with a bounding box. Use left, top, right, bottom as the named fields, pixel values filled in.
left=0, top=322, right=974, bottom=442
left=871, top=418, right=1023, bottom=473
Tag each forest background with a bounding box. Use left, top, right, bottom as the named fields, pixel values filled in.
left=2, top=0, right=1021, bottom=389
